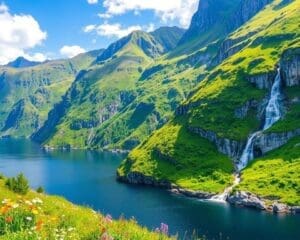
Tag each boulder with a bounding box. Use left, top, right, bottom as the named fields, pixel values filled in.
left=227, top=191, right=266, bottom=210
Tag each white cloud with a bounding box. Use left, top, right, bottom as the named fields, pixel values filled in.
left=99, top=0, right=198, bottom=28
left=85, top=22, right=142, bottom=38
left=0, top=3, right=47, bottom=65
left=24, top=52, right=47, bottom=62
left=60, top=45, right=86, bottom=58
left=83, top=24, right=97, bottom=33
left=87, top=0, right=98, bottom=5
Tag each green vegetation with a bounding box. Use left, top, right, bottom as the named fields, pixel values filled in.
left=119, top=0, right=300, bottom=196
left=238, top=137, right=300, bottom=206
left=0, top=174, right=174, bottom=239
left=119, top=120, right=234, bottom=193
left=0, top=51, right=101, bottom=138
left=5, top=174, right=29, bottom=195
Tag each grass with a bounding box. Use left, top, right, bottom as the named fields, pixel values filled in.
left=118, top=0, right=300, bottom=195
left=0, top=175, right=175, bottom=240
left=118, top=120, right=234, bottom=194
left=238, top=137, right=300, bottom=206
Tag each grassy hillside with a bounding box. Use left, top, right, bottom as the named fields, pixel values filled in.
left=0, top=51, right=101, bottom=138
left=0, top=175, right=173, bottom=239
left=238, top=137, right=300, bottom=206
left=119, top=0, right=300, bottom=198
left=35, top=29, right=198, bottom=150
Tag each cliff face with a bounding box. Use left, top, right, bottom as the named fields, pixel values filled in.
left=228, top=0, right=273, bottom=31
left=179, top=0, right=272, bottom=48
left=281, top=48, right=300, bottom=86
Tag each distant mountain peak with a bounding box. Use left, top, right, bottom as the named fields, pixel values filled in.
left=96, top=27, right=185, bottom=62
left=5, top=56, right=41, bottom=68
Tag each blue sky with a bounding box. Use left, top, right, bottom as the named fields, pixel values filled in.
left=0, top=0, right=198, bottom=64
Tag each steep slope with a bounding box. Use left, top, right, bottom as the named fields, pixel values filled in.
left=175, top=0, right=272, bottom=56
left=118, top=0, right=300, bottom=206
left=32, top=28, right=190, bottom=149
left=0, top=50, right=101, bottom=138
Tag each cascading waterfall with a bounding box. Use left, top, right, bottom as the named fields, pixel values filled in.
left=237, top=68, right=283, bottom=171
left=211, top=68, right=283, bottom=202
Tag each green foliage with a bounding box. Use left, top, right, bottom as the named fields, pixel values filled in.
left=119, top=121, right=234, bottom=193
left=5, top=174, right=29, bottom=195
left=238, top=137, right=300, bottom=206
left=36, top=187, right=44, bottom=194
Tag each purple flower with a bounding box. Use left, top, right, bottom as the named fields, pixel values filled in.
left=160, top=223, right=169, bottom=235
left=105, top=214, right=113, bottom=223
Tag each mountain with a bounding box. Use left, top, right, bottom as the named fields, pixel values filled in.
left=2, top=0, right=299, bottom=211
left=0, top=50, right=102, bottom=138
left=176, top=0, right=272, bottom=55
left=118, top=0, right=300, bottom=209
left=32, top=28, right=186, bottom=147
left=150, top=26, right=186, bottom=51
left=6, top=57, right=41, bottom=68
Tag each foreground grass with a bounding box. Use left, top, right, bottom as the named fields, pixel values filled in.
left=0, top=177, right=174, bottom=240
left=238, top=137, right=300, bottom=206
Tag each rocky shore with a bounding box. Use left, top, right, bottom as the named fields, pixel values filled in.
left=117, top=171, right=300, bottom=214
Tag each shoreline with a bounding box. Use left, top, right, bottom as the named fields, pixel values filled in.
left=117, top=171, right=300, bottom=215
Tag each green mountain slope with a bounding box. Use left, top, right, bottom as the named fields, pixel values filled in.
left=118, top=0, right=300, bottom=206
left=0, top=50, right=102, bottom=137
left=32, top=29, right=186, bottom=148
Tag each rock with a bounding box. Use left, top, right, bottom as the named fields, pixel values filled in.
left=212, top=37, right=250, bottom=66
left=189, top=127, right=244, bottom=160
left=290, top=206, right=300, bottom=214
left=247, top=72, right=276, bottom=89
left=227, top=191, right=266, bottom=210
left=117, top=171, right=213, bottom=199
left=234, top=98, right=268, bottom=119
left=254, top=129, right=300, bottom=155
left=272, top=203, right=289, bottom=213
left=281, top=48, right=300, bottom=86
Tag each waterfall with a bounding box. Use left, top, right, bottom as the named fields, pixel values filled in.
left=210, top=68, right=283, bottom=202
left=237, top=68, right=282, bottom=171
left=210, top=174, right=241, bottom=202
left=263, top=69, right=283, bottom=130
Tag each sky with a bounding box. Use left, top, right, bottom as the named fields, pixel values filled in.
left=0, top=0, right=199, bottom=65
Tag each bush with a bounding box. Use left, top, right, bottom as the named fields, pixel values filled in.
left=36, top=186, right=44, bottom=193
left=5, top=173, right=29, bottom=195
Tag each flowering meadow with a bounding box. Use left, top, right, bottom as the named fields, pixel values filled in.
left=0, top=175, right=175, bottom=240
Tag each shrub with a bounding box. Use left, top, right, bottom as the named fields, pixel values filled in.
left=5, top=173, right=29, bottom=195
left=36, top=186, right=44, bottom=194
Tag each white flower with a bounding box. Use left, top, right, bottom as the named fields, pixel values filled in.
left=12, top=203, right=19, bottom=208
left=2, top=199, right=10, bottom=204
left=32, top=198, right=43, bottom=204
left=26, top=216, right=33, bottom=221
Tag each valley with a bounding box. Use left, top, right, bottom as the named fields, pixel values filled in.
left=0, top=0, right=299, bottom=239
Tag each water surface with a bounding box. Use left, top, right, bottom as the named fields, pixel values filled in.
left=0, top=139, right=299, bottom=240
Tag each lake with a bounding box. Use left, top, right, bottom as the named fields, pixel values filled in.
left=0, top=139, right=299, bottom=240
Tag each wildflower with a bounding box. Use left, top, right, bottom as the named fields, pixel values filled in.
left=101, top=232, right=114, bottom=240
left=104, top=214, right=113, bottom=223
left=160, top=223, right=169, bottom=235
left=25, top=200, right=33, bottom=206
left=12, top=203, right=19, bottom=208
left=36, top=220, right=43, bottom=231
left=0, top=206, right=10, bottom=214
left=26, top=216, right=33, bottom=221
left=32, top=198, right=43, bottom=204
left=5, top=216, right=13, bottom=223
left=32, top=209, right=39, bottom=215
left=1, top=199, right=10, bottom=204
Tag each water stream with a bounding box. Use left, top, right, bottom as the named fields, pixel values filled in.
left=212, top=68, right=283, bottom=201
